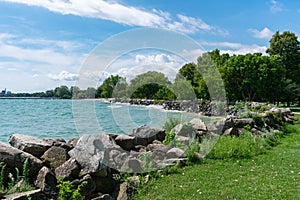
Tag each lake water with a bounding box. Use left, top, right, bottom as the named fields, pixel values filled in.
left=0, top=99, right=200, bottom=143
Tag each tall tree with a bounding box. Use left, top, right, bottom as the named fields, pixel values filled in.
left=266, top=31, right=300, bottom=106
left=97, top=75, right=125, bottom=98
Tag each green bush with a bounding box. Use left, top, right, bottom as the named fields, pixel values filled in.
left=207, top=131, right=267, bottom=159
left=163, top=131, right=176, bottom=145
left=185, top=138, right=202, bottom=165
left=57, top=177, right=87, bottom=200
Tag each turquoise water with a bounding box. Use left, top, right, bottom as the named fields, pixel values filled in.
left=0, top=99, right=198, bottom=143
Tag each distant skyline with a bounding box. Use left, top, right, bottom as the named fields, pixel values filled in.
left=0, top=0, right=300, bottom=92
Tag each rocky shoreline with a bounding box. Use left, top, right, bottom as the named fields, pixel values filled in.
left=0, top=106, right=297, bottom=200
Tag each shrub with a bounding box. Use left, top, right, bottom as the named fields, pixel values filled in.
left=185, top=138, right=202, bottom=165
left=57, top=177, right=87, bottom=200
left=163, top=130, right=176, bottom=145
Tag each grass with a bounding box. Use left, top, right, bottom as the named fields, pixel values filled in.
left=132, top=114, right=300, bottom=200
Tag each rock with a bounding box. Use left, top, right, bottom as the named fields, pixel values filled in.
left=92, top=194, right=113, bottom=200
left=4, top=189, right=47, bottom=200
left=68, top=138, right=79, bottom=148
left=8, top=134, right=51, bottom=158
left=72, top=174, right=96, bottom=196
left=131, top=125, right=165, bottom=146
left=175, top=136, right=190, bottom=147
left=172, top=124, right=197, bottom=137
left=146, top=143, right=171, bottom=153
left=112, top=182, right=133, bottom=200
left=0, top=142, right=43, bottom=179
left=41, top=146, right=69, bottom=169
left=55, top=158, right=80, bottom=181
left=114, top=135, right=135, bottom=151
left=222, top=128, right=237, bottom=136
left=121, top=157, right=143, bottom=173
left=43, top=138, right=72, bottom=151
left=110, top=151, right=129, bottom=170
left=189, top=118, right=207, bottom=131
left=68, top=133, right=122, bottom=176
left=92, top=175, right=116, bottom=194
left=251, top=128, right=264, bottom=136
left=215, top=117, right=235, bottom=134
left=233, top=118, right=254, bottom=128
left=35, top=166, right=58, bottom=196
left=166, top=148, right=185, bottom=159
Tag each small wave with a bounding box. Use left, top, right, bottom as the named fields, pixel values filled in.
left=108, top=105, right=122, bottom=108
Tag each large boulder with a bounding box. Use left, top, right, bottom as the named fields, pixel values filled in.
left=8, top=134, right=51, bottom=158
left=43, top=138, right=72, bottom=151
left=114, top=135, right=135, bottom=151
left=72, top=174, right=96, bottom=197
left=35, top=166, right=58, bottom=197
left=130, top=125, right=165, bottom=146
left=41, top=146, right=69, bottom=169
left=166, top=147, right=185, bottom=159
left=189, top=118, right=207, bottom=131
left=0, top=142, right=43, bottom=179
left=172, top=124, right=196, bottom=138
left=68, top=133, right=122, bottom=176
left=54, top=158, right=80, bottom=181
left=233, top=118, right=254, bottom=128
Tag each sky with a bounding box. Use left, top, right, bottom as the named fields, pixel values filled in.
left=0, top=0, right=300, bottom=93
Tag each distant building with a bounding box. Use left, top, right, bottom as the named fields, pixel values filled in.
left=1, top=88, right=6, bottom=95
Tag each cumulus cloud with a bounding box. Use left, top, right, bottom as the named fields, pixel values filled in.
left=2, top=0, right=226, bottom=35
left=48, top=71, right=79, bottom=81
left=249, top=27, right=273, bottom=39
left=135, top=54, right=177, bottom=66
left=202, top=41, right=268, bottom=55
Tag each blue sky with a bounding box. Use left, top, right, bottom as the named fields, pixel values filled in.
left=0, top=0, right=299, bottom=92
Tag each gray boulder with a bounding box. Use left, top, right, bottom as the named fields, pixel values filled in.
left=166, top=147, right=185, bottom=159
left=72, top=174, right=96, bottom=197
left=172, top=124, right=196, bottom=137
left=121, top=157, right=143, bottom=173
left=41, top=146, right=69, bottom=169
left=189, top=118, right=207, bottom=131
left=146, top=143, right=171, bottom=153
left=0, top=142, right=43, bottom=179
left=114, top=135, right=135, bottom=151
left=43, top=138, right=72, bottom=151
left=54, top=158, right=80, bottom=181
left=68, top=133, right=122, bottom=176
left=9, top=134, right=51, bottom=158
left=35, top=166, right=57, bottom=196
left=131, top=125, right=165, bottom=146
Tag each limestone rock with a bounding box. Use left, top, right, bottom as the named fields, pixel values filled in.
left=72, top=174, right=96, bottom=196
left=8, top=134, right=51, bottom=158
left=43, top=138, right=72, bottom=151
left=172, top=124, right=196, bottom=137
left=68, top=133, right=122, bottom=176
left=166, top=147, right=185, bottom=159
left=54, top=158, right=80, bottom=181
left=0, top=142, right=43, bottom=179
left=35, top=166, right=57, bottom=196
left=41, top=146, right=69, bottom=169
left=131, top=125, right=165, bottom=146
left=114, top=135, right=135, bottom=151
left=189, top=118, right=207, bottom=131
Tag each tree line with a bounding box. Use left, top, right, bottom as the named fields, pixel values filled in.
left=2, top=31, right=299, bottom=105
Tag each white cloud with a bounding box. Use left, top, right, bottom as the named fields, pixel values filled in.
left=270, top=0, right=283, bottom=13
left=2, top=0, right=226, bottom=35
left=48, top=71, right=79, bottom=81
left=135, top=54, right=178, bottom=66
left=249, top=27, right=273, bottom=39
left=202, top=41, right=268, bottom=55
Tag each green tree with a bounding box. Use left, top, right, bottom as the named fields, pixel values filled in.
left=97, top=75, right=125, bottom=98
left=266, top=31, right=300, bottom=105
left=127, top=71, right=171, bottom=99
left=54, top=86, right=71, bottom=99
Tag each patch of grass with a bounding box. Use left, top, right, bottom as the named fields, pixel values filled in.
left=207, top=131, right=267, bottom=159
left=132, top=115, right=300, bottom=200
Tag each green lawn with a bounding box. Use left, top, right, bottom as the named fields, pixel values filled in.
left=132, top=115, right=300, bottom=200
